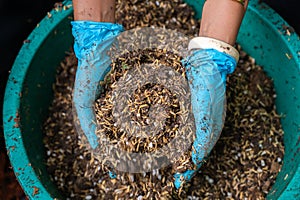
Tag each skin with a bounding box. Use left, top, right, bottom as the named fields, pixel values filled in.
left=73, top=0, right=248, bottom=45
left=200, top=0, right=249, bottom=45
left=73, top=0, right=115, bottom=22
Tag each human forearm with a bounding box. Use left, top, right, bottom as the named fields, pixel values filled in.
left=73, top=0, right=116, bottom=22
left=199, top=0, right=248, bottom=45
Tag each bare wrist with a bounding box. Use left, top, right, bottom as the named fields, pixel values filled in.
left=73, top=0, right=115, bottom=22
left=199, top=0, right=248, bottom=45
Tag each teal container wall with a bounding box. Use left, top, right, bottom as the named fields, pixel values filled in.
left=3, top=1, right=73, bottom=199
left=3, top=0, right=300, bottom=199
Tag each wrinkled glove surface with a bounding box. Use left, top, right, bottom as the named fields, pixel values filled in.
left=174, top=48, right=237, bottom=189
left=71, top=21, right=124, bottom=149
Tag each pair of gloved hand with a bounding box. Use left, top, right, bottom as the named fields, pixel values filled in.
left=72, top=21, right=238, bottom=189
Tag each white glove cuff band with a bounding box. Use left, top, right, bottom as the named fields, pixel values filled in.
left=188, top=37, right=239, bottom=62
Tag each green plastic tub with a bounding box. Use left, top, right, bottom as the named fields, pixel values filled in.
left=3, top=0, right=300, bottom=199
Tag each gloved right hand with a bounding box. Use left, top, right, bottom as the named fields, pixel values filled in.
left=174, top=37, right=239, bottom=189
left=71, top=21, right=124, bottom=149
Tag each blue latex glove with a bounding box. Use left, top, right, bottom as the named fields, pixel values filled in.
left=71, top=21, right=124, bottom=149
left=174, top=48, right=237, bottom=189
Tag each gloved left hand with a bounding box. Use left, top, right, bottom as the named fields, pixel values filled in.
left=71, top=21, right=124, bottom=149
left=174, top=37, right=239, bottom=189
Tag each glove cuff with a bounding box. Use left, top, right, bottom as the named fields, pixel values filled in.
left=188, top=37, right=239, bottom=63
left=71, top=21, right=124, bottom=61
